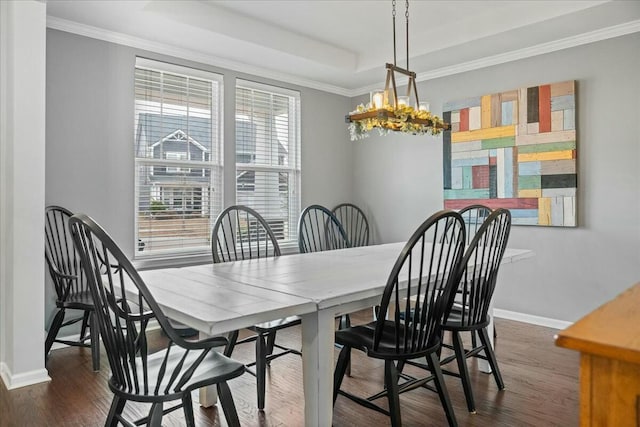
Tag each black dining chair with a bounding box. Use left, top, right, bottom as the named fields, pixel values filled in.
left=458, top=204, right=492, bottom=242
left=333, top=210, right=466, bottom=427
left=70, top=213, right=245, bottom=427
left=439, top=208, right=512, bottom=413
left=298, top=204, right=351, bottom=253
left=212, top=205, right=301, bottom=410
left=399, top=208, right=512, bottom=414
left=44, top=205, right=100, bottom=371
left=298, top=204, right=350, bottom=329
left=298, top=204, right=354, bottom=370
left=457, top=204, right=501, bottom=344
left=331, top=203, right=370, bottom=248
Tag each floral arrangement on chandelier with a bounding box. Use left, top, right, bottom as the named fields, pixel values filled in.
left=347, top=102, right=447, bottom=140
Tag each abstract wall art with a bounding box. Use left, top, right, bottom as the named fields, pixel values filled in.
left=442, top=81, right=577, bottom=226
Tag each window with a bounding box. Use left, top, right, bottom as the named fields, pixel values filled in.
left=236, top=80, right=301, bottom=245
left=134, top=58, right=223, bottom=258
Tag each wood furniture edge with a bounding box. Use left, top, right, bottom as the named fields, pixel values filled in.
left=555, top=282, right=640, bottom=366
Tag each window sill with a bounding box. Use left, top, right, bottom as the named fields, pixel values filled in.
left=134, top=243, right=301, bottom=271
left=133, top=252, right=213, bottom=271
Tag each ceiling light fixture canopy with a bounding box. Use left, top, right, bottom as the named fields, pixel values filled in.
left=346, top=0, right=449, bottom=140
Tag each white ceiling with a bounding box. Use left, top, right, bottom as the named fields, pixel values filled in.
left=46, top=0, right=640, bottom=96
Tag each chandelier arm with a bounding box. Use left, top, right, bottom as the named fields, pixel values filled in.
left=411, top=74, right=420, bottom=106
left=384, top=66, right=393, bottom=107
left=390, top=68, right=399, bottom=107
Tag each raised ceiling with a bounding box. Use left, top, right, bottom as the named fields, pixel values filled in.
left=46, top=0, right=640, bottom=96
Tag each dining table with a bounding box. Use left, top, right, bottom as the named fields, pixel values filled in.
left=138, top=242, right=534, bottom=427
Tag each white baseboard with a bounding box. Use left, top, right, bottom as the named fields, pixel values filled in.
left=0, top=362, right=51, bottom=390
left=493, top=308, right=573, bottom=330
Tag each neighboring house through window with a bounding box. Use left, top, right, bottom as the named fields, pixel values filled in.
left=134, top=58, right=223, bottom=258
left=236, top=80, right=301, bottom=245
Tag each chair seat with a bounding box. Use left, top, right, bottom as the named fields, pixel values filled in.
left=443, top=307, right=490, bottom=330
left=111, top=347, right=245, bottom=402
left=335, top=320, right=439, bottom=360
left=59, top=290, right=94, bottom=310
left=251, top=315, right=301, bottom=332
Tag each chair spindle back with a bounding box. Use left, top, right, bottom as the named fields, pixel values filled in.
left=298, top=205, right=350, bottom=253
left=212, top=205, right=281, bottom=263
left=373, top=210, right=466, bottom=358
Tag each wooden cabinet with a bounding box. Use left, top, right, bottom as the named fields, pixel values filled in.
left=555, top=282, right=640, bottom=427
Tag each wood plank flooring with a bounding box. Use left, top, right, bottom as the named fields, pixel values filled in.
left=0, top=313, right=579, bottom=426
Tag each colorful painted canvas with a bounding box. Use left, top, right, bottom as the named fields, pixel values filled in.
left=442, top=81, right=577, bottom=226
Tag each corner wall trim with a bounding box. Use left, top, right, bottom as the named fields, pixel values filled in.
left=493, top=308, right=573, bottom=330
left=0, top=362, right=51, bottom=390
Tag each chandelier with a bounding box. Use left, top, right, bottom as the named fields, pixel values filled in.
left=346, top=0, right=449, bottom=140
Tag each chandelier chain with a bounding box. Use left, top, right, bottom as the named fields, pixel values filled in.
left=405, top=0, right=409, bottom=71
left=392, top=0, right=397, bottom=66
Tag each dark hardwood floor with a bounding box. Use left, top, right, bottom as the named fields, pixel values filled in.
left=1, top=312, right=579, bottom=426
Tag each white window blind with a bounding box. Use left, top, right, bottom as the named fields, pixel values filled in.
left=236, top=80, right=301, bottom=246
left=134, top=58, right=223, bottom=258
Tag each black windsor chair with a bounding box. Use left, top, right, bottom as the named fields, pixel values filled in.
left=331, top=203, right=370, bottom=248
left=456, top=204, right=494, bottom=342
left=458, top=204, right=492, bottom=243
left=298, top=204, right=351, bottom=328
left=44, top=205, right=100, bottom=371
left=333, top=210, right=467, bottom=427
left=439, top=208, right=512, bottom=413
left=298, top=204, right=351, bottom=253
left=70, top=213, right=245, bottom=426
left=399, top=208, right=512, bottom=414
left=212, top=205, right=301, bottom=411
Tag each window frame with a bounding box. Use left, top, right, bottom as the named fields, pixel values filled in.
left=235, top=79, right=301, bottom=250
left=133, top=57, right=224, bottom=261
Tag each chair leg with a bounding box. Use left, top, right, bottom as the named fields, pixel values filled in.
left=266, top=330, right=277, bottom=357
left=90, top=310, right=100, bottom=371
left=384, top=360, right=402, bottom=427
left=427, top=352, right=458, bottom=427
left=182, top=392, right=195, bottom=427
left=339, top=315, right=352, bottom=377
left=478, top=327, right=504, bottom=390
left=224, top=330, right=239, bottom=357
left=149, top=402, right=163, bottom=426
left=453, top=331, right=475, bottom=413
left=256, top=331, right=267, bottom=410
left=45, top=309, right=65, bottom=358
left=333, top=345, right=351, bottom=404
left=106, top=396, right=126, bottom=427
left=80, top=310, right=91, bottom=341
left=217, top=382, right=241, bottom=427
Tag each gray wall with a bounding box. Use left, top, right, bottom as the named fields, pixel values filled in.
left=45, top=29, right=353, bottom=328
left=46, top=28, right=640, bottom=327
left=352, top=33, right=640, bottom=323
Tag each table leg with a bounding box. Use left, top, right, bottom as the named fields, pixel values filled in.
left=301, top=309, right=336, bottom=427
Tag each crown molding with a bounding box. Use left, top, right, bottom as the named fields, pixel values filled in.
left=353, top=19, right=640, bottom=97
left=46, top=16, right=352, bottom=97
left=47, top=15, right=640, bottom=99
